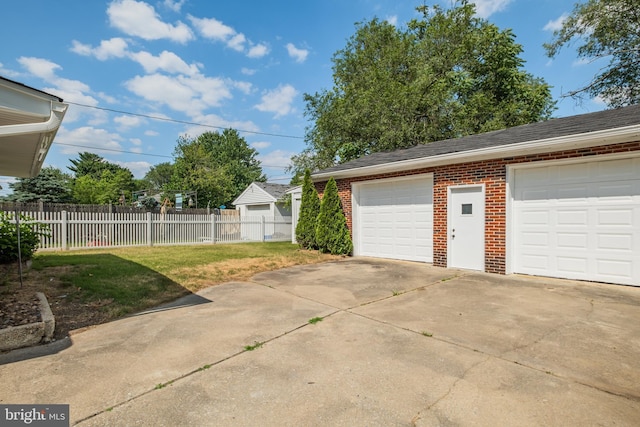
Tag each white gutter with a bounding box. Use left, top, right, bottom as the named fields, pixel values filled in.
left=312, top=124, right=640, bottom=181
left=0, top=101, right=67, bottom=137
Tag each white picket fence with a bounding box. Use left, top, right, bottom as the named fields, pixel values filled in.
left=14, top=211, right=292, bottom=251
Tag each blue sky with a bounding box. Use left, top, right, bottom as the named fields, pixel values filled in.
left=0, top=0, right=607, bottom=196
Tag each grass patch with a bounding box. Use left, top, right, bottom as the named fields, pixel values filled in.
left=244, top=341, right=263, bottom=351
left=12, top=243, right=339, bottom=334
left=308, top=316, right=323, bottom=324
left=392, top=289, right=401, bottom=296
left=421, top=331, right=433, bottom=337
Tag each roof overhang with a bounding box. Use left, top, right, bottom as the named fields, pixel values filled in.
left=0, top=77, right=68, bottom=177
left=311, top=124, right=640, bottom=181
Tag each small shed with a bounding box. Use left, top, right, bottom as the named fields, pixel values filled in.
left=233, top=182, right=294, bottom=240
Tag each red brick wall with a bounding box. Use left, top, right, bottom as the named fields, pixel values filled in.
left=316, top=141, right=640, bottom=274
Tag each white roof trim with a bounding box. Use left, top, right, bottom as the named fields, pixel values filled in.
left=312, top=124, right=640, bottom=181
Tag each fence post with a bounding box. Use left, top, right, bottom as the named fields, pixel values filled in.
left=261, top=216, right=265, bottom=242
left=147, top=212, right=153, bottom=246
left=61, top=211, right=68, bottom=251
left=210, top=214, right=216, bottom=244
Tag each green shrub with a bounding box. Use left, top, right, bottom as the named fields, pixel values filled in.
left=296, top=169, right=321, bottom=249
left=315, top=177, right=353, bottom=255
left=0, top=211, right=48, bottom=264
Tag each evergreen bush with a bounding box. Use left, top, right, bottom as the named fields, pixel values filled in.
left=315, top=177, right=353, bottom=255
left=295, top=169, right=320, bottom=249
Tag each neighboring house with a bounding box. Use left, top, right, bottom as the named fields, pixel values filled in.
left=286, top=185, right=302, bottom=243
left=233, top=182, right=293, bottom=240
left=312, top=105, right=640, bottom=287
left=0, top=76, right=68, bottom=177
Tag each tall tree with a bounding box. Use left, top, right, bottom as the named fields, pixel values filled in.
left=295, top=169, right=321, bottom=249
left=544, top=0, right=640, bottom=107
left=144, top=162, right=174, bottom=190
left=292, top=1, right=555, bottom=175
left=170, top=130, right=264, bottom=208
left=315, top=177, right=353, bottom=255
left=72, top=169, right=135, bottom=204
left=200, top=129, right=265, bottom=196
left=68, top=152, right=120, bottom=179
left=6, top=166, right=73, bottom=203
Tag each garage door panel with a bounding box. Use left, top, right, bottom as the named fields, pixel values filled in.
left=513, top=158, right=639, bottom=286
left=355, top=176, right=433, bottom=263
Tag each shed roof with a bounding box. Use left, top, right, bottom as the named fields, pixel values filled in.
left=253, top=182, right=293, bottom=200
left=312, top=104, right=640, bottom=180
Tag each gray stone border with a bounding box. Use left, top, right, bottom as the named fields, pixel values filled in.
left=0, top=292, right=55, bottom=352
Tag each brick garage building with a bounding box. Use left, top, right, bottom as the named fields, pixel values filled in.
left=312, top=105, right=640, bottom=286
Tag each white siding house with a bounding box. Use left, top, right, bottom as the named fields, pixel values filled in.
left=233, top=182, right=293, bottom=241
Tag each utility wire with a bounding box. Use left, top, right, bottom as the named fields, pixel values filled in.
left=53, top=142, right=291, bottom=169
left=67, top=101, right=305, bottom=140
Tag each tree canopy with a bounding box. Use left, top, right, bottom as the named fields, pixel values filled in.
left=169, top=129, right=265, bottom=208
left=291, top=1, right=555, bottom=177
left=544, top=0, right=640, bottom=107
left=6, top=166, right=73, bottom=203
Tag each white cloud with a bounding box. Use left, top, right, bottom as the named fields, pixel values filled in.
left=188, top=15, right=235, bottom=41
left=125, top=73, right=233, bottom=116
left=472, top=0, right=512, bottom=18
left=0, top=63, right=20, bottom=78
left=543, top=13, right=569, bottom=32
left=247, top=43, right=269, bottom=58
left=71, top=38, right=129, bottom=60
left=233, top=80, right=252, bottom=95
left=17, top=57, right=105, bottom=125
left=107, top=0, right=194, bottom=43
left=114, top=115, right=143, bottom=128
left=257, top=149, right=295, bottom=169
left=163, top=0, right=186, bottom=12
left=116, top=160, right=153, bottom=178
left=129, top=50, right=201, bottom=75
left=188, top=14, right=270, bottom=58
left=183, top=113, right=259, bottom=137
left=17, top=57, right=61, bottom=80
left=251, top=141, right=271, bottom=149
left=286, top=43, right=309, bottom=63
left=145, top=130, right=160, bottom=136
left=386, top=15, right=398, bottom=26
left=254, top=84, right=298, bottom=118
left=130, top=138, right=143, bottom=145
left=55, top=126, right=123, bottom=155
left=241, top=67, right=256, bottom=76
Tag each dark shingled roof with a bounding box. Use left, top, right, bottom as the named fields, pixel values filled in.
left=313, top=104, right=640, bottom=176
left=254, top=182, right=293, bottom=200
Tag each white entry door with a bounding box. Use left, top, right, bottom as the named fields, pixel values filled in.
left=449, top=186, right=485, bottom=271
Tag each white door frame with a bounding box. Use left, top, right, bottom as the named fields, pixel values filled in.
left=447, top=184, right=485, bottom=271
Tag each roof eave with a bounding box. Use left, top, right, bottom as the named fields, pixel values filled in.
left=311, top=124, right=640, bottom=182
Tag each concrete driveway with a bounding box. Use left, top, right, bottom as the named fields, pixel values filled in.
left=1, top=258, right=639, bottom=426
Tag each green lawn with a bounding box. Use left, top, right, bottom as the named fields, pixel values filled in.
left=28, top=242, right=339, bottom=318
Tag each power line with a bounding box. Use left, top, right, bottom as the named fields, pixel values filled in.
left=52, top=142, right=291, bottom=169
left=67, top=101, right=305, bottom=139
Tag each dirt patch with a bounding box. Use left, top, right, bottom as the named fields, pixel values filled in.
left=173, top=255, right=339, bottom=292
left=1, top=264, right=111, bottom=341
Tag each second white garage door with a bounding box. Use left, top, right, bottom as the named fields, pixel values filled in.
left=354, top=175, right=433, bottom=263
left=512, top=156, right=640, bottom=286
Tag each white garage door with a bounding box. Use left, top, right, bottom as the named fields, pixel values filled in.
left=354, top=175, right=433, bottom=262
left=513, top=157, right=640, bottom=286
